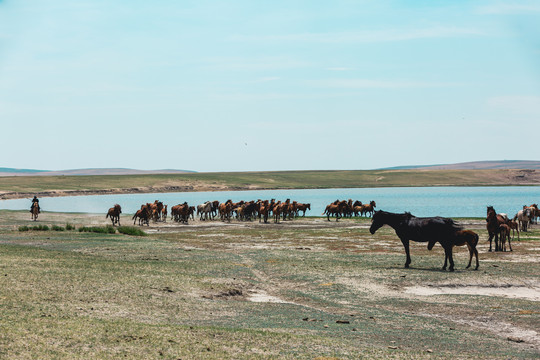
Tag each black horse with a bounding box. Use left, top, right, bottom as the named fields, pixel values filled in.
left=369, top=210, right=462, bottom=271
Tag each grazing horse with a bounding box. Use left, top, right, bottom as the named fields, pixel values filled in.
left=369, top=210, right=462, bottom=271
left=106, top=204, right=122, bottom=226
left=449, top=230, right=480, bottom=270
left=514, top=207, right=532, bottom=232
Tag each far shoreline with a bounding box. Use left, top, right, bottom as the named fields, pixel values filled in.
left=1, top=168, right=539, bottom=200
left=2, top=183, right=540, bottom=201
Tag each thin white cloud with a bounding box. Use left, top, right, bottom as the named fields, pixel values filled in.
left=477, top=3, right=540, bottom=14
left=229, top=27, right=485, bottom=44
left=311, top=78, right=464, bottom=89
left=256, top=76, right=280, bottom=82
left=201, top=56, right=311, bottom=71
left=327, top=67, right=354, bottom=71
left=487, top=95, right=540, bottom=116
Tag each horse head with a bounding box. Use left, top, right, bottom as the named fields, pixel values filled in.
left=369, top=210, right=385, bottom=234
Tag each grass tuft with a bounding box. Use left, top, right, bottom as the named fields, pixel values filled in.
left=52, top=225, right=65, bottom=231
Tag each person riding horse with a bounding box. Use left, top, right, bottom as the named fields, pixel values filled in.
left=30, top=196, right=40, bottom=213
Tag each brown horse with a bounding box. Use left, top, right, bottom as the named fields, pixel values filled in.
left=161, top=205, right=168, bottom=222
left=171, top=202, right=190, bottom=223
left=447, top=230, right=479, bottom=270
left=323, top=200, right=347, bottom=221
left=132, top=206, right=150, bottom=226
left=31, top=203, right=39, bottom=221
left=361, top=201, right=376, bottom=217
left=218, top=200, right=233, bottom=222
left=486, top=206, right=506, bottom=252
left=296, top=203, right=311, bottom=217
left=499, top=223, right=512, bottom=252
left=258, top=199, right=274, bottom=223
left=507, top=219, right=519, bottom=241
left=106, top=204, right=122, bottom=226
left=272, top=201, right=282, bottom=223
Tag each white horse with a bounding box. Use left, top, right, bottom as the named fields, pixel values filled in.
left=197, top=201, right=213, bottom=221
left=514, top=207, right=532, bottom=232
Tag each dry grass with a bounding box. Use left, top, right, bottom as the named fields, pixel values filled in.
left=0, top=210, right=539, bottom=359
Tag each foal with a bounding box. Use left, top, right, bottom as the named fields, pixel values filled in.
left=499, top=224, right=512, bottom=252
left=442, top=230, right=479, bottom=270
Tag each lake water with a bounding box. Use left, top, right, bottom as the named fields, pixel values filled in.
left=1, top=186, right=539, bottom=218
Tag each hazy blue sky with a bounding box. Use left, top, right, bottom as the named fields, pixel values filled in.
left=1, top=1, right=539, bottom=172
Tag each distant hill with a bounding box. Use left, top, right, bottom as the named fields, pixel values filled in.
left=380, top=160, right=540, bottom=170
left=0, top=167, right=49, bottom=174
left=0, top=168, right=195, bottom=176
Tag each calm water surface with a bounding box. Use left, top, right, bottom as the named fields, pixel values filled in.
left=1, top=186, right=539, bottom=218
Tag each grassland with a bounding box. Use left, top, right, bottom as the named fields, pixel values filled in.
left=0, top=210, right=539, bottom=359
left=1, top=169, right=539, bottom=199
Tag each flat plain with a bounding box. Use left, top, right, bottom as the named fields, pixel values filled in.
left=0, top=210, right=538, bottom=359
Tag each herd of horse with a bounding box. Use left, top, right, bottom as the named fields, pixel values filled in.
left=106, top=199, right=313, bottom=226
left=98, top=200, right=540, bottom=272
left=323, top=199, right=376, bottom=221
left=486, top=204, right=538, bottom=252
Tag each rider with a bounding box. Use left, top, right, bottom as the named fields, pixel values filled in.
left=31, top=196, right=40, bottom=213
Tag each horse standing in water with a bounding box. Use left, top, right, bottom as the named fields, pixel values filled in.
left=369, top=210, right=462, bottom=271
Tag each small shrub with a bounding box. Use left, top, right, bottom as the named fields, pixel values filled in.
left=32, top=225, right=49, bottom=231
left=117, top=226, right=147, bottom=236
left=78, top=226, right=116, bottom=234
left=52, top=225, right=65, bottom=231
left=18, top=226, right=29, bottom=232
left=65, top=223, right=75, bottom=231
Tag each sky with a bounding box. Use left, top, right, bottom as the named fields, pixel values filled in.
left=0, top=0, right=539, bottom=172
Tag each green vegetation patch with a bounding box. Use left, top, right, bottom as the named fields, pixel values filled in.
left=78, top=225, right=116, bottom=234
left=117, top=226, right=147, bottom=236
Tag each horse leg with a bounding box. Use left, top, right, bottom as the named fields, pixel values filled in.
left=508, top=234, right=512, bottom=252
left=400, top=238, right=411, bottom=268
left=443, top=245, right=455, bottom=271
left=487, top=233, right=493, bottom=252
left=465, top=243, right=472, bottom=269
left=442, top=254, right=448, bottom=271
